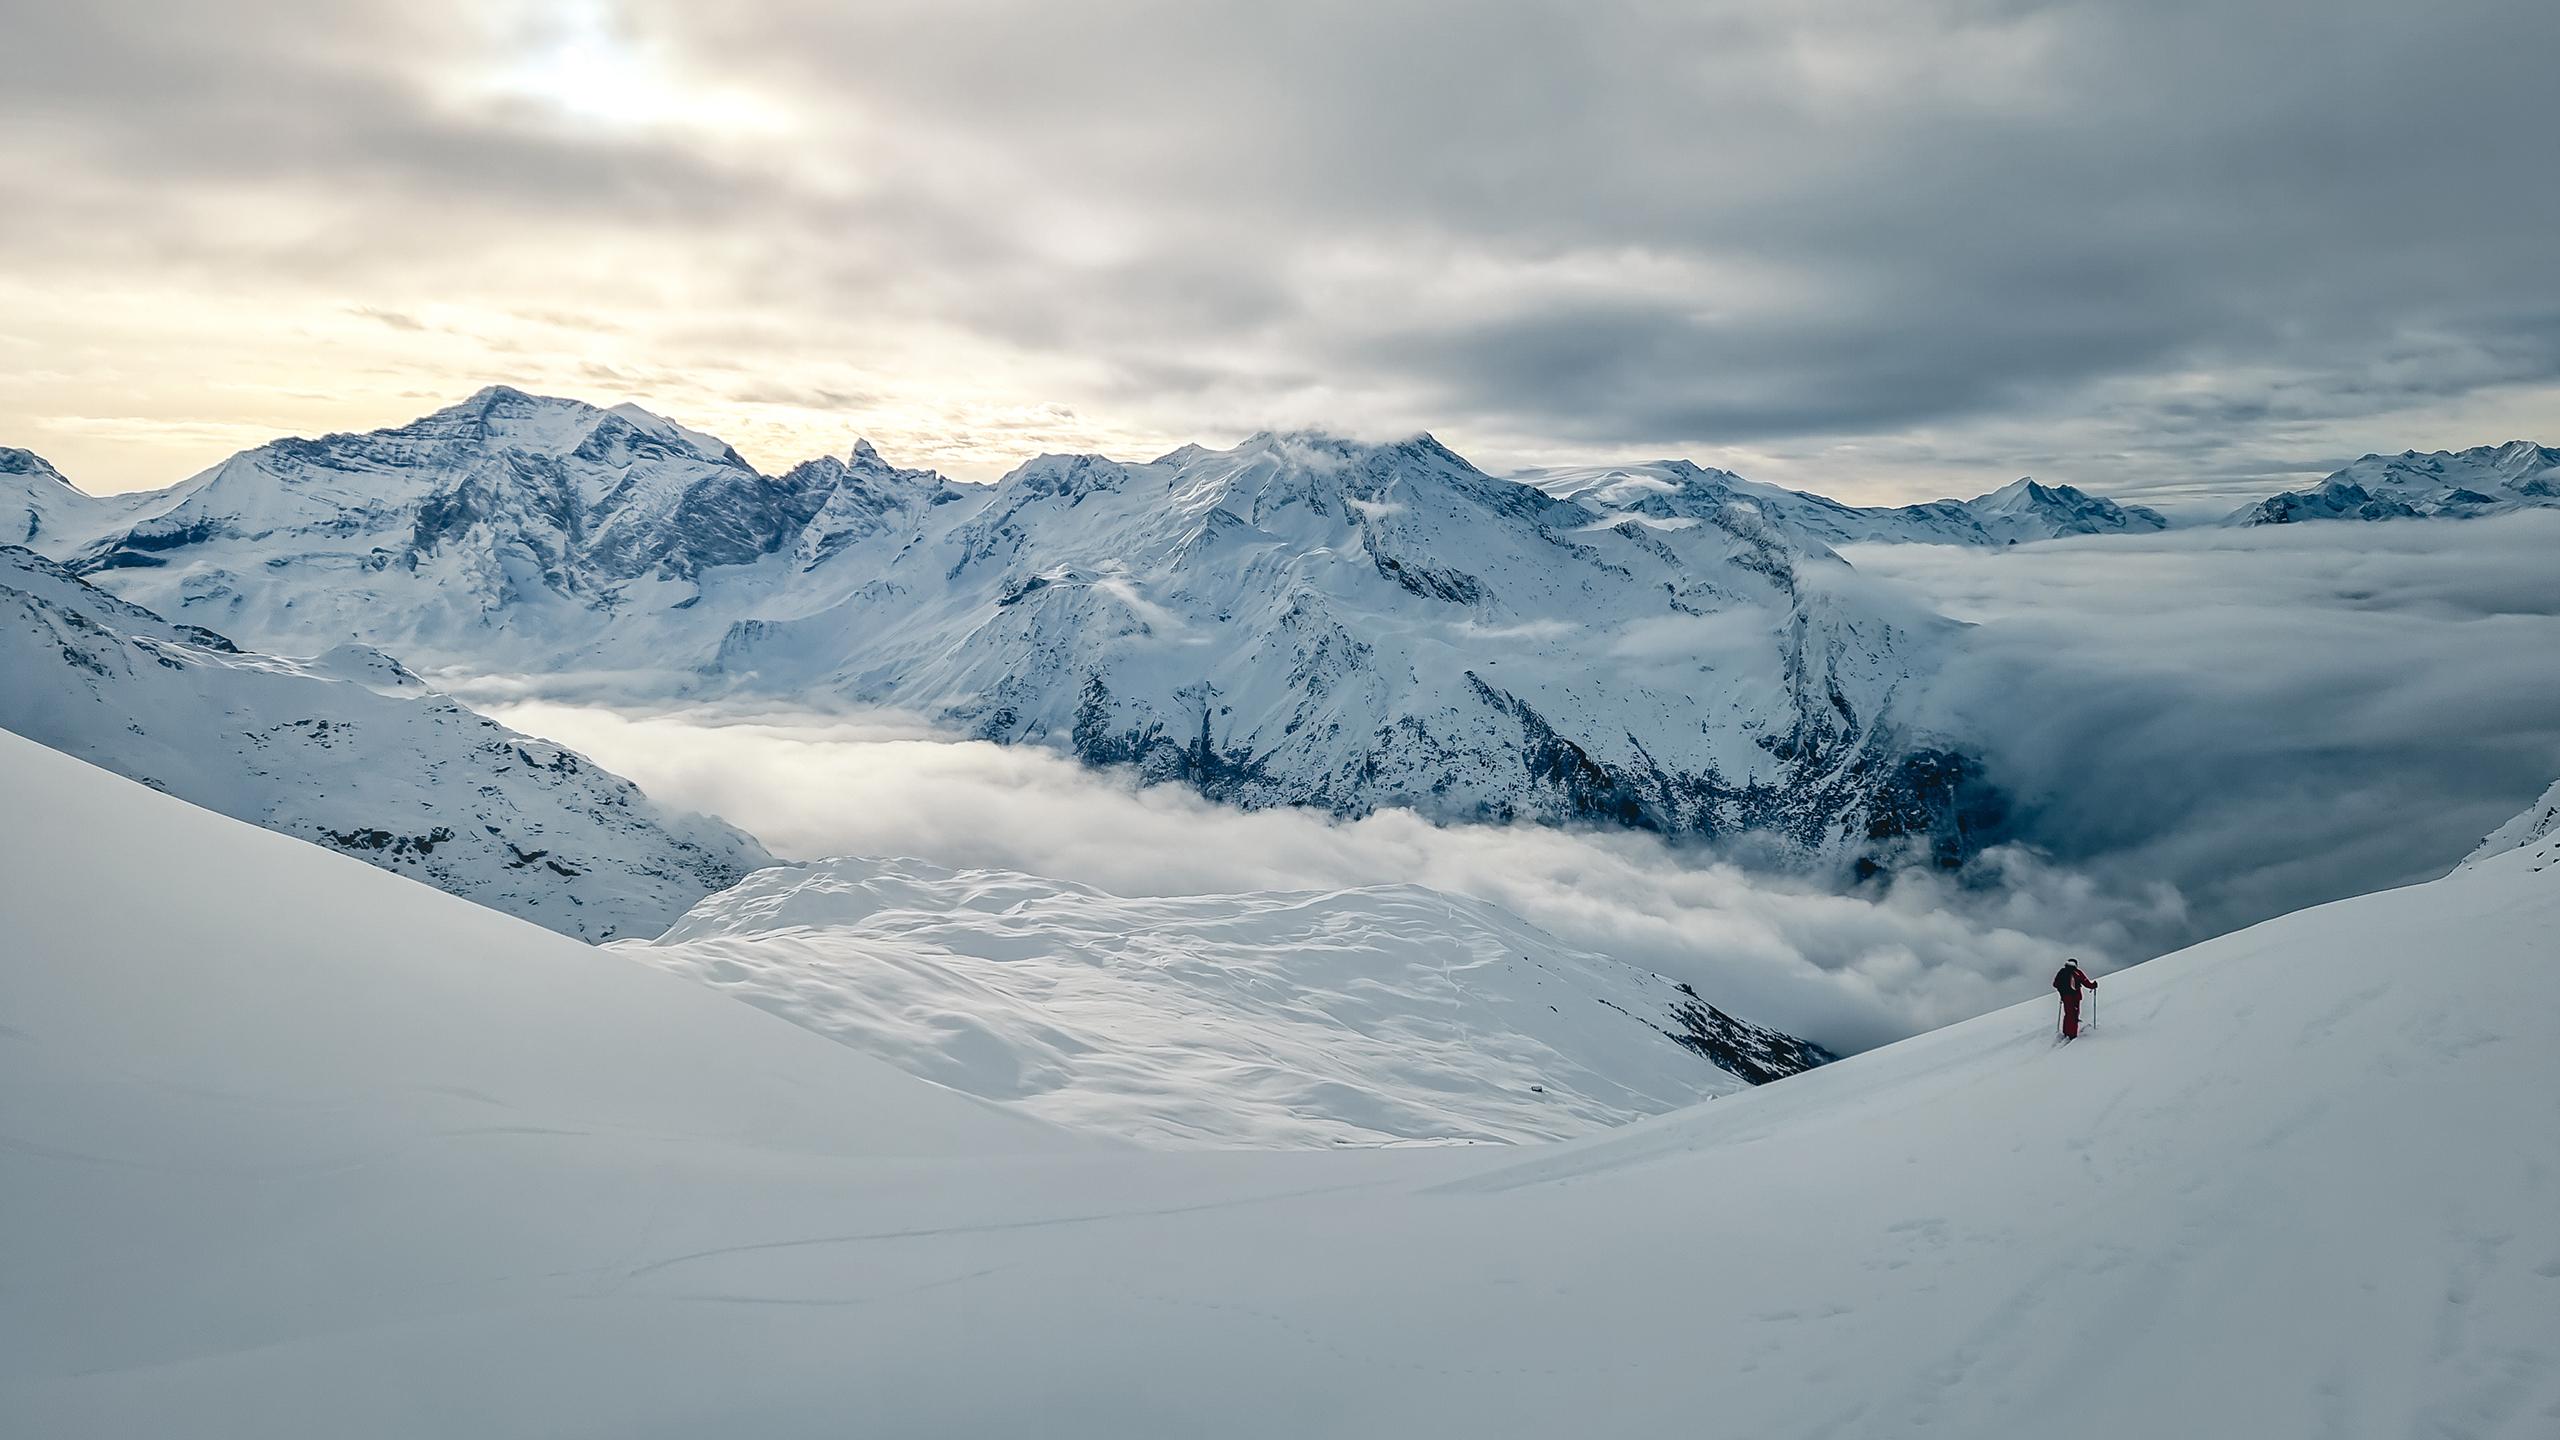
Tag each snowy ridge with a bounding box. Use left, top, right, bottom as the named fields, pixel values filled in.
left=706, top=429, right=2002, bottom=863
left=7, top=726, right=2557, bottom=1437
left=2467, top=774, right=2560, bottom=865
left=1, top=446, right=140, bottom=551
left=1522, top=459, right=2170, bottom=546
left=28, top=399, right=2006, bottom=867
left=615, top=856, right=1828, bottom=1146
left=0, top=546, right=770, bottom=940
left=62, top=385, right=966, bottom=660
left=2230, top=440, right=2560, bottom=525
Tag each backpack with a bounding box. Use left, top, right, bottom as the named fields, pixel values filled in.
left=2052, top=964, right=2080, bottom=995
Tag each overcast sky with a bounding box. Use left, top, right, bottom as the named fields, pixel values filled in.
left=4, top=0, right=2554, bottom=504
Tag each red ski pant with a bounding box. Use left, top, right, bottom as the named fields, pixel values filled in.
left=2060, top=991, right=2083, bottom=1038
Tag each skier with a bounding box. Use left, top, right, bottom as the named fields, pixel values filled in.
left=2053, top=958, right=2097, bottom=1039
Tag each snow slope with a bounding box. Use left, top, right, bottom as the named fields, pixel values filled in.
left=2468, top=774, right=2560, bottom=863
left=0, top=546, right=770, bottom=940
left=1524, top=459, right=2170, bottom=545
left=7, top=728, right=2556, bottom=1439
left=614, top=856, right=1827, bottom=1146
left=26, top=396, right=2002, bottom=867
left=2231, top=440, right=2560, bottom=525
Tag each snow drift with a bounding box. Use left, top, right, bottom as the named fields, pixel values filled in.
left=6, top=730, right=2555, bottom=1438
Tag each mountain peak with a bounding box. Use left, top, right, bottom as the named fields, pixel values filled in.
left=2231, top=437, right=2560, bottom=525
left=0, top=446, right=73, bottom=489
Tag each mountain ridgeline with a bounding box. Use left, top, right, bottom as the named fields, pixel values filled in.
left=2226, top=441, right=2560, bottom=525
left=3, top=389, right=2058, bottom=869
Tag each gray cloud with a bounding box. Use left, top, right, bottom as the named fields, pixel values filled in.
left=0, top=0, right=2554, bottom=500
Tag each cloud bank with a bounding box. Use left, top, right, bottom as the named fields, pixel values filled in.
left=1854, top=512, right=2560, bottom=931
left=475, top=696, right=2167, bottom=1056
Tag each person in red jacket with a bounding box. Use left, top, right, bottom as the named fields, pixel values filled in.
left=2054, top=958, right=2098, bottom=1038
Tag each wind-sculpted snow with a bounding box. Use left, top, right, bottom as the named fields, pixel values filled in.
left=2229, top=440, right=2560, bottom=525
left=0, top=546, right=770, bottom=939
left=30, top=393, right=2007, bottom=868
left=1525, top=459, right=2169, bottom=546
left=616, top=856, right=1828, bottom=1146
left=8, top=727, right=2558, bottom=1439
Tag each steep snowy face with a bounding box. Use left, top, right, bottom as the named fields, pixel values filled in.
left=716, top=430, right=2003, bottom=864
left=1525, top=461, right=2168, bottom=546
left=2230, top=440, right=2560, bottom=525
left=2466, top=775, right=2560, bottom=865
left=0, top=546, right=771, bottom=939
left=782, top=438, right=965, bottom=571
left=615, top=856, right=1828, bottom=1146
left=56, top=387, right=939, bottom=659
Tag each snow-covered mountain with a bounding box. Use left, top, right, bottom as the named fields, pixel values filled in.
left=614, top=856, right=1827, bottom=1146
left=31, top=395, right=2007, bottom=868
left=1524, top=459, right=2170, bottom=546
left=0, top=546, right=770, bottom=939
left=61, top=385, right=963, bottom=659
left=2467, top=774, right=2560, bottom=864
left=1, top=446, right=137, bottom=550
left=709, top=430, right=2000, bottom=862
left=2229, top=441, right=2560, bottom=525
left=9, top=723, right=2555, bottom=1439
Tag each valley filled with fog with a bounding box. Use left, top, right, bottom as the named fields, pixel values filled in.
left=466, top=510, right=2560, bottom=1055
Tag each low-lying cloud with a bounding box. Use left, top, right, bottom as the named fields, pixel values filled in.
left=476, top=696, right=2166, bottom=1056
left=1853, top=511, right=2560, bottom=933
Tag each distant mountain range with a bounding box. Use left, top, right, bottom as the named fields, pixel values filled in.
left=1519, top=461, right=2170, bottom=546
left=3, top=389, right=2015, bottom=868
left=8, top=390, right=2544, bottom=867
left=2228, top=441, right=2560, bottom=525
